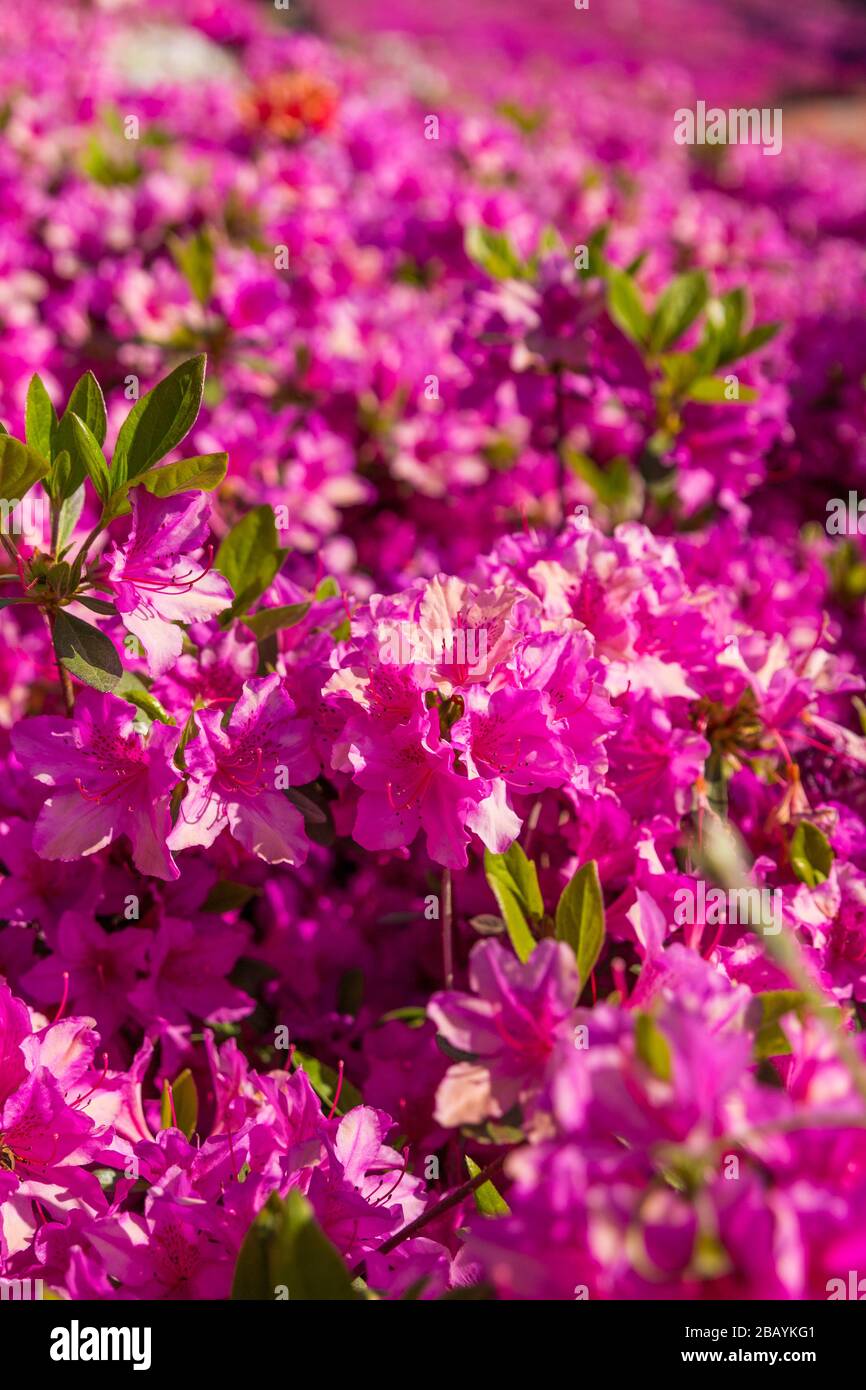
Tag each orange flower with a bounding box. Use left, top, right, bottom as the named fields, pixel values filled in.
left=240, top=71, right=338, bottom=141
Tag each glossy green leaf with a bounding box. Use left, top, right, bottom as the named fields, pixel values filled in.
left=554, top=859, right=605, bottom=990
left=243, top=602, right=311, bottom=639
left=649, top=269, right=709, bottom=352
left=483, top=843, right=543, bottom=963
left=749, top=990, right=807, bottom=1060
left=65, top=371, right=107, bottom=446
left=25, top=374, right=58, bottom=460
left=466, top=1155, right=510, bottom=1216
left=464, top=225, right=526, bottom=281
left=112, top=355, right=206, bottom=489
left=606, top=267, right=649, bottom=346
left=171, top=1068, right=198, bottom=1138
left=687, top=375, right=757, bottom=404
left=67, top=414, right=111, bottom=502
left=231, top=1190, right=358, bottom=1301
left=170, top=227, right=215, bottom=305
left=736, top=321, right=781, bottom=358
left=0, top=435, right=50, bottom=504
left=790, top=821, right=834, bottom=887
left=137, top=452, right=227, bottom=498
left=635, top=1012, right=672, bottom=1082
left=53, top=610, right=122, bottom=693
left=232, top=1184, right=358, bottom=1301
left=291, top=1050, right=362, bottom=1116
left=215, top=505, right=282, bottom=617
left=56, top=479, right=85, bottom=553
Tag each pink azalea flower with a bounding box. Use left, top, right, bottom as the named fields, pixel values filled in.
left=169, top=675, right=318, bottom=865
left=428, top=939, right=580, bottom=1126
left=11, top=691, right=181, bottom=881
left=0, top=817, right=103, bottom=929
left=128, top=914, right=253, bottom=1032
left=0, top=984, right=117, bottom=1257
left=21, top=910, right=149, bottom=1050
left=452, top=685, right=576, bottom=793
left=107, top=490, right=233, bottom=678
left=348, top=710, right=520, bottom=868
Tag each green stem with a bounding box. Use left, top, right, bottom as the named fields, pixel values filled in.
left=71, top=516, right=106, bottom=577
left=47, top=610, right=75, bottom=717
left=442, top=868, right=454, bottom=989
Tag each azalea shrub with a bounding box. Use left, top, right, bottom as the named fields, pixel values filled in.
left=2, top=0, right=866, bottom=1304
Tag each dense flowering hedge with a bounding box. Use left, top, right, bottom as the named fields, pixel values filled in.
left=2, top=0, right=866, bottom=1301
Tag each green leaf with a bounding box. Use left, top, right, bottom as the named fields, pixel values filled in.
left=53, top=610, right=122, bottom=693
left=0, top=435, right=50, bottom=504
left=46, top=563, right=72, bottom=596
left=242, top=602, right=311, bottom=640
left=66, top=414, right=111, bottom=502
left=567, top=452, right=638, bottom=511
left=705, top=288, right=747, bottom=367
left=169, top=227, right=216, bottom=305
left=291, top=1050, right=362, bottom=1116
left=635, top=1013, right=672, bottom=1082
left=76, top=595, right=117, bottom=616
left=464, top=226, right=526, bottom=281
left=554, top=859, right=605, bottom=989
left=687, top=376, right=757, bottom=404
left=137, top=452, right=228, bottom=498
left=80, top=135, right=141, bottom=187
left=790, top=821, right=834, bottom=887
left=56, top=480, right=85, bottom=553
left=120, top=684, right=175, bottom=726
left=496, top=100, right=545, bottom=135
left=160, top=1080, right=173, bottom=1131
left=314, top=575, right=340, bottom=601
left=202, top=881, right=259, bottom=913
left=215, top=505, right=282, bottom=617
left=465, top=1156, right=510, bottom=1216
left=25, top=374, right=58, bottom=460
left=378, top=1006, right=428, bottom=1026
left=736, top=322, right=781, bottom=358
left=579, top=224, right=610, bottom=280
left=658, top=351, right=703, bottom=396
left=50, top=449, right=72, bottom=503
left=605, top=267, right=649, bottom=346
left=231, top=1190, right=357, bottom=1301
left=165, top=1068, right=198, bottom=1138
left=649, top=270, right=709, bottom=353
left=749, top=990, right=807, bottom=1060
left=111, top=355, right=206, bottom=489
left=64, top=371, right=107, bottom=446
left=483, top=844, right=543, bottom=963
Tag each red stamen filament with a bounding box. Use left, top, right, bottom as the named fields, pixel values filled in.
left=327, top=1059, right=345, bottom=1119
left=75, top=1052, right=109, bottom=1109
left=52, top=972, right=70, bottom=1024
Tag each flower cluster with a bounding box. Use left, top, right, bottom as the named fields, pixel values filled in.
left=1, top=0, right=866, bottom=1303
